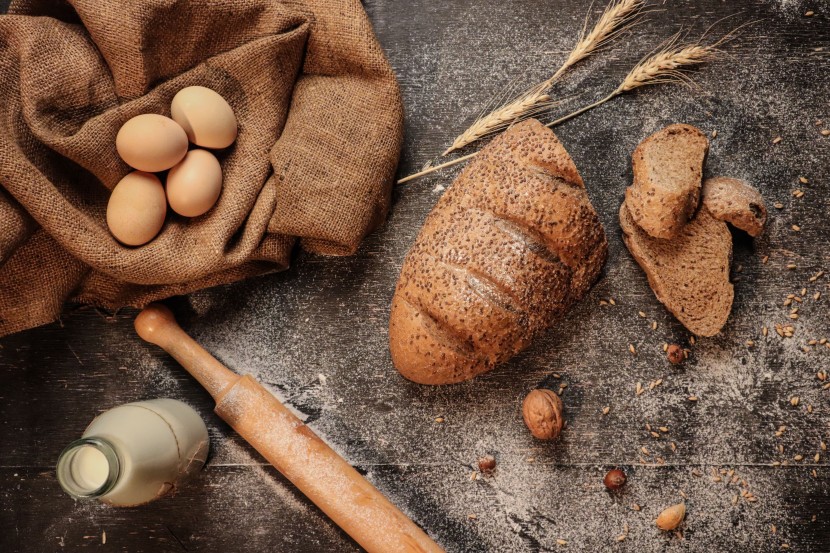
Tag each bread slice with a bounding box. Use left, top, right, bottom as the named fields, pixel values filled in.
left=702, top=177, right=766, bottom=237
left=626, top=124, right=709, bottom=239
left=619, top=201, right=733, bottom=337
left=389, top=119, right=607, bottom=385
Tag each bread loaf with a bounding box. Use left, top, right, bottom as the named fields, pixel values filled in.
left=625, top=124, right=709, bottom=239
left=389, top=119, right=607, bottom=385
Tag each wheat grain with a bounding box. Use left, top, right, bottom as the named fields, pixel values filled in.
left=443, top=0, right=642, bottom=155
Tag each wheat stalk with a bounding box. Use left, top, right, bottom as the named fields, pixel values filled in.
left=442, top=0, right=642, bottom=156
left=398, top=38, right=720, bottom=185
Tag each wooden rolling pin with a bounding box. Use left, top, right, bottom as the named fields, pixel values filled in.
left=135, top=303, right=444, bottom=553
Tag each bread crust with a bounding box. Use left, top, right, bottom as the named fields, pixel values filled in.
left=626, top=124, right=709, bottom=239
left=389, top=119, right=607, bottom=385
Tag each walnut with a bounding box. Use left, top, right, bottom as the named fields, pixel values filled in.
left=522, top=389, right=564, bottom=440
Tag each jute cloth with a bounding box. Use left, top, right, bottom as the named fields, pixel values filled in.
left=0, top=0, right=403, bottom=336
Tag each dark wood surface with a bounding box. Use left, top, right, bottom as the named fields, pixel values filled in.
left=2, top=0, right=829, bottom=551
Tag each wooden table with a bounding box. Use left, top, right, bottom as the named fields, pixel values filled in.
left=2, top=0, right=828, bottom=551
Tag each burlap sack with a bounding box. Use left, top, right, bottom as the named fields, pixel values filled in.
left=0, top=0, right=403, bottom=336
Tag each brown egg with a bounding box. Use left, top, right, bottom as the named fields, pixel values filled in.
left=166, top=149, right=222, bottom=217
left=106, top=171, right=167, bottom=246
left=116, top=114, right=188, bottom=172
left=171, top=86, right=238, bottom=149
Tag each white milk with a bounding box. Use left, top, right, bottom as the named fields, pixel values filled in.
left=57, top=399, right=209, bottom=506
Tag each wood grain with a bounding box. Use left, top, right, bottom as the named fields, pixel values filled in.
left=2, top=0, right=829, bottom=551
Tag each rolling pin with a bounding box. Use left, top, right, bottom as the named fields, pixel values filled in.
left=134, top=303, right=444, bottom=553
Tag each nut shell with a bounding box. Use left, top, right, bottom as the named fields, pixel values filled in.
left=667, top=344, right=684, bottom=364
left=603, top=468, right=627, bottom=490
left=522, top=389, right=564, bottom=440
left=656, top=502, right=686, bottom=531
left=478, top=455, right=496, bottom=474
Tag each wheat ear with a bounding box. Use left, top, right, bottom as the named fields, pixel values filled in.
left=442, top=0, right=642, bottom=156
left=398, top=38, right=719, bottom=185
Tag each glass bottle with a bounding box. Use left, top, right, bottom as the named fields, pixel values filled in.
left=56, top=398, right=209, bottom=506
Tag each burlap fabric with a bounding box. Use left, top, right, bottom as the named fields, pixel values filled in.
left=0, top=0, right=403, bottom=336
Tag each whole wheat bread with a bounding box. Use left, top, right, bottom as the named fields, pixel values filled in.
left=702, top=177, right=767, bottom=237
left=389, top=119, right=607, bottom=385
left=619, top=201, right=733, bottom=337
left=626, top=124, right=709, bottom=239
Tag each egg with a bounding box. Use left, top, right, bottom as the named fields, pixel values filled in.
left=106, top=171, right=167, bottom=246
left=170, top=86, right=238, bottom=149
left=116, top=114, right=188, bottom=172
left=165, top=149, right=223, bottom=217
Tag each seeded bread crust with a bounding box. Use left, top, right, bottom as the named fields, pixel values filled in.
left=620, top=201, right=733, bottom=337
left=389, top=119, right=608, bottom=385
left=702, top=177, right=767, bottom=237
left=626, top=124, right=709, bottom=239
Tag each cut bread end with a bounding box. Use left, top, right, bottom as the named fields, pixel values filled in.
left=702, top=177, right=767, bottom=237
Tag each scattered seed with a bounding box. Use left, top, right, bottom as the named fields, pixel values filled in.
left=556, top=539, right=567, bottom=546
left=790, top=396, right=799, bottom=406
left=821, top=441, right=827, bottom=451
left=762, top=255, right=769, bottom=264
left=799, top=176, right=809, bottom=184
left=806, top=10, right=815, bottom=16
left=629, top=344, right=637, bottom=355
left=659, top=426, right=669, bottom=432
left=609, top=298, right=616, bottom=305
left=434, top=417, right=445, bottom=423
left=712, top=130, right=718, bottom=138
left=636, top=382, right=644, bottom=396
left=809, top=270, right=825, bottom=282
left=815, top=453, right=821, bottom=462
left=688, top=396, right=698, bottom=402
left=792, top=224, right=801, bottom=232
left=641, top=446, right=650, bottom=455
left=631, top=503, right=641, bottom=511
left=468, top=513, right=477, bottom=520
left=746, top=340, right=755, bottom=347
left=808, top=404, right=814, bottom=413
left=638, top=311, right=646, bottom=318
left=822, top=129, right=830, bottom=136
left=690, top=336, right=696, bottom=345
left=763, top=326, right=769, bottom=337
left=671, top=442, right=677, bottom=452
left=772, top=136, right=782, bottom=144
left=787, top=263, right=797, bottom=270
left=794, top=454, right=804, bottom=461
left=602, top=406, right=610, bottom=415
left=651, top=431, right=660, bottom=438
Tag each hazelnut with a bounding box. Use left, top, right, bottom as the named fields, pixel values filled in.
left=667, top=344, right=684, bottom=364
left=603, top=468, right=627, bottom=490
left=478, top=455, right=496, bottom=474
left=522, top=389, right=564, bottom=440
left=656, top=502, right=686, bottom=531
